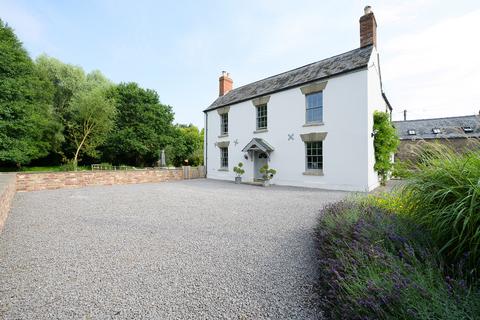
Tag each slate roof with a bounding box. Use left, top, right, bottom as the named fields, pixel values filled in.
left=393, top=115, right=480, bottom=140
left=242, top=138, right=275, bottom=153
left=205, top=45, right=374, bottom=111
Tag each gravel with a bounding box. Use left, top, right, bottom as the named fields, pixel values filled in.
left=0, top=179, right=347, bottom=319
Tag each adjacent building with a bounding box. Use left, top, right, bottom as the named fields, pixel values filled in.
left=203, top=7, right=392, bottom=191
left=394, top=115, right=480, bottom=162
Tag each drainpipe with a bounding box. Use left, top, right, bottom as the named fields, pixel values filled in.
left=204, top=112, right=208, bottom=177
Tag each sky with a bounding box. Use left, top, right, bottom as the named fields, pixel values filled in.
left=1, top=0, right=479, bottom=127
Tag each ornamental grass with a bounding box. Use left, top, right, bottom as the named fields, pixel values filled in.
left=401, top=142, right=480, bottom=280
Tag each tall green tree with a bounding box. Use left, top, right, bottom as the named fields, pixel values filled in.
left=0, top=20, right=61, bottom=166
left=35, top=55, right=113, bottom=163
left=35, top=54, right=85, bottom=119
left=166, top=124, right=204, bottom=166
left=67, top=87, right=116, bottom=169
left=102, top=82, right=175, bottom=166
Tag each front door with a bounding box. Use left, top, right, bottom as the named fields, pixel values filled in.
left=254, top=152, right=268, bottom=180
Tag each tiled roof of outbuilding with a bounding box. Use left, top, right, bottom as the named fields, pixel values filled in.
left=393, top=115, right=480, bottom=140
left=205, top=45, right=374, bottom=111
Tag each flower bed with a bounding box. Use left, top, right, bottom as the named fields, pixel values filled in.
left=314, top=200, right=480, bottom=319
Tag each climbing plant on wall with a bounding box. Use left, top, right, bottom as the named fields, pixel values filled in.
left=373, top=111, right=399, bottom=185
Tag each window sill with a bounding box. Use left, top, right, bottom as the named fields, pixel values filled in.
left=303, top=170, right=324, bottom=176
left=303, top=122, right=324, bottom=127
left=218, top=168, right=229, bottom=172
left=253, top=128, right=268, bottom=134
left=218, top=134, right=229, bottom=138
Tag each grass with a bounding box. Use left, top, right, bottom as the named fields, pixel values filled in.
left=401, top=143, right=480, bottom=279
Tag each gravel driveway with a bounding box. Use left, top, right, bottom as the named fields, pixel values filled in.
left=0, top=179, right=347, bottom=319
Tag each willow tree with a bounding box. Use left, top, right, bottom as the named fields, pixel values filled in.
left=35, top=54, right=85, bottom=119
left=67, top=87, right=115, bottom=169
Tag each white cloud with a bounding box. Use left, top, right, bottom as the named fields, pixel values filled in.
left=382, top=9, right=480, bottom=120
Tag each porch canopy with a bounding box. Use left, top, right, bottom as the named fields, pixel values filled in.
left=241, top=138, right=274, bottom=154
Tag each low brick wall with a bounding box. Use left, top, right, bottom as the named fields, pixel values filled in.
left=0, top=174, right=16, bottom=231
left=16, top=168, right=184, bottom=192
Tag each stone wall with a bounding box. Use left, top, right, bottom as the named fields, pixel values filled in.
left=16, top=168, right=184, bottom=192
left=0, top=174, right=16, bottom=231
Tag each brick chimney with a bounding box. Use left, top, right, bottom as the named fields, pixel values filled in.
left=359, top=6, right=377, bottom=48
left=219, top=71, right=233, bottom=96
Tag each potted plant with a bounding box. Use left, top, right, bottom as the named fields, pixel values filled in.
left=259, top=164, right=277, bottom=187
left=233, top=162, right=245, bottom=184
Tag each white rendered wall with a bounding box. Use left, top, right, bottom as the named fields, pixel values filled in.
left=205, top=67, right=378, bottom=192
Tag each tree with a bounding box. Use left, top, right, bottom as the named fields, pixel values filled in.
left=0, top=19, right=61, bottom=166
left=102, top=82, right=175, bottom=166
left=67, top=87, right=116, bottom=169
left=373, top=111, right=399, bottom=185
left=35, top=54, right=85, bottom=119
left=166, top=124, right=204, bottom=167
left=35, top=56, right=113, bottom=164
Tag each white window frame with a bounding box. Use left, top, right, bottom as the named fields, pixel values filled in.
left=220, top=113, right=228, bottom=135
left=256, top=104, right=268, bottom=130
left=305, top=141, right=323, bottom=172
left=220, top=147, right=228, bottom=169
left=305, top=91, right=323, bottom=124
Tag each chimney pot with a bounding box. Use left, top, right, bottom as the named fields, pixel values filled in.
left=364, top=5, right=372, bottom=14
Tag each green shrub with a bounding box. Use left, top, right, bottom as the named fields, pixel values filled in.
left=401, top=143, right=480, bottom=278
left=392, top=160, right=411, bottom=179
left=362, top=191, right=408, bottom=215
left=60, top=160, right=76, bottom=171
left=259, top=164, right=276, bottom=180
left=315, top=200, right=480, bottom=319
left=373, top=111, right=399, bottom=185
left=233, top=162, right=245, bottom=177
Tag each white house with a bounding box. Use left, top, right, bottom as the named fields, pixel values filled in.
left=203, top=7, right=392, bottom=192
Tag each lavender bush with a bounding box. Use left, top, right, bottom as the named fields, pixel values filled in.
left=315, top=200, right=480, bottom=320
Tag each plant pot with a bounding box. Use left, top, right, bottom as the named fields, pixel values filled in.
left=235, top=176, right=242, bottom=184
left=262, top=179, right=270, bottom=187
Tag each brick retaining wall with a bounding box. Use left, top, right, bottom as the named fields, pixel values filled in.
left=16, top=169, right=184, bottom=192
left=0, top=174, right=16, bottom=231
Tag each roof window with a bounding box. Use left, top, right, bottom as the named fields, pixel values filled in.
left=432, top=128, right=441, bottom=134
left=462, top=126, right=473, bottom=133
left=407, top=129, right=416, bottom=135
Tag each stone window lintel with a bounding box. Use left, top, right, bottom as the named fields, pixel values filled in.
left=252, top=95, right=271, bottom=107
left=300, top=81, right=328, bottom=95
left=217, top=141, right=230, bottom=148
left=300, top=132, right=328, bottom=142
left=217, top=106, right=230, bottom=115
